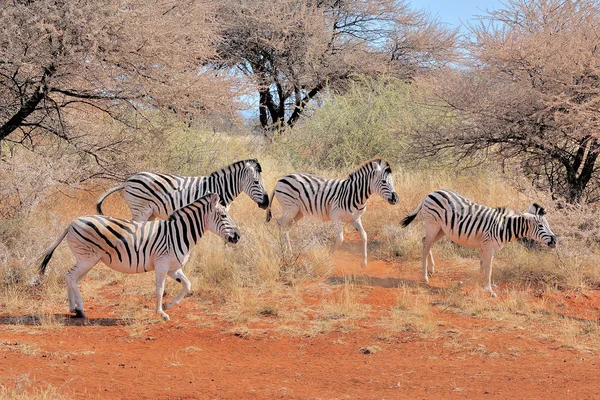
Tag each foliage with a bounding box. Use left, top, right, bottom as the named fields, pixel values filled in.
left=271, top=76, right=440, bottom=170
left=0, top=0, right=238, bottom=175
left=214, top=0, right=458, bottom=131
left=415, top=0, right=600, bottom=204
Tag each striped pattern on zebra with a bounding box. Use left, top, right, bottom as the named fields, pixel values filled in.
left=401, top=189, right=556, bottom=297
left=38, top=193, right=240, bottom=321
left=96, top=159, right=269, bottom=221
left=265, top=159, right=399, bottom=267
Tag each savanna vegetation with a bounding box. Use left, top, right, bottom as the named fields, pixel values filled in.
left=1, top=0, right=600, bottom=397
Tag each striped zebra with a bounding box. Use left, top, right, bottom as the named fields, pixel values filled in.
left=401, top=189, right=557, bottom=297
left=96, top=159, right=269, bottom=221
left=38, top=193, right=240, bottom=321
left=265, top=159, right=399, bottom=267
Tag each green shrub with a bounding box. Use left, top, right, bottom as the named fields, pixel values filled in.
left=272, top=76, right=442, bottom=171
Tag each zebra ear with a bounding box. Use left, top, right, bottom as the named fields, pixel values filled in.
left=209, top=193, right=220, bottom=207
left=526, top=203, right=546, bottom=216
left=253, top=159, right=262, bottom=173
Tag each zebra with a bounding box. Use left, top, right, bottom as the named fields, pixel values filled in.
left=265, top=159, right=399, bottom=267
left=96, top=159, right=269, bottom=221
left=401, top=189, right=557, bottom=297
left=37, top=192, right=240, bottom=321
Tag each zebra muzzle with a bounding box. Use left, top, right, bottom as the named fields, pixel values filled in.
left=389, top=192, right=399, bottom=205
left=258, top=194, right=270, bottom=209
left=228, top=231, right=240, bottom=244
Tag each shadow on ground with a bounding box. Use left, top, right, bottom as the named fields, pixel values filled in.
left=325, top=275, right=444, bottom=294
left=0, top=314, right=134, bottom=327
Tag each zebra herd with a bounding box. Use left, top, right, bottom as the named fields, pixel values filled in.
left=38, top=158, right=557, bottom=320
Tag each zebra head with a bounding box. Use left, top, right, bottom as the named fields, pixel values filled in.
left=241, top=159, right=270, bottom=209
left=524, top=203, right=556, bottom=248
left=206, top=193, right=240, bottom=244
left=370, top=160, right=399, bottom=205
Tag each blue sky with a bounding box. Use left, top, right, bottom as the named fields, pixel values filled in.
left=411, top=0, right=501, bottom=29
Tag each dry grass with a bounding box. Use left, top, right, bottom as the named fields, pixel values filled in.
left=435, top=287, right=600, bottom=350
left=3, top=130, right=600, bottom=358
left=377, top=284, right=437, bottom=336
left=319, top=281, right=370, bottom=321
left=0, top=374, right=71, bottom=400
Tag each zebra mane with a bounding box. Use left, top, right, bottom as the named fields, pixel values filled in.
left=210, top=159, right=262, bottom=177
left=168, top=192, right=214, bottom=221
left=347, top=159, right=390, bottom=179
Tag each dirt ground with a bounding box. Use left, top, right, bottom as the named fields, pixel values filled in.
left=1, top=246, right=599, bottom=399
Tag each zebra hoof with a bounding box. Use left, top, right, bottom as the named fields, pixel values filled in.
left=159, top=312, right=170, bottom=321
left=73, top=309, right=87, bottom=319
left=162, top=301, right=173, bottom=311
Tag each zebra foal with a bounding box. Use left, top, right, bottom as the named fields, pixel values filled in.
left=266, top=159, right=399, bottom=267
left=96, top=159, right=269, bottom=221
left=401, top=189, right=556, bottom=297
left=38, top=193, right=240, bottom=321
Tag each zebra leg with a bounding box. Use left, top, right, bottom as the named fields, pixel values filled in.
left=277, top=212, right=297, bottom=252
left=332, top=219, right=344, bottom=253
left=351, top=218, right=368, bottom=267
left=65, top=259, right=98, bottom=318
left=163, top=269, right=191, bottom=311
left=480, top=247, right=497, bottom=298
left=421, top=225, right=442, bottom=282
left=428, top=230, right=445, bottom=276
left=154, top=265, right=171, bottom=321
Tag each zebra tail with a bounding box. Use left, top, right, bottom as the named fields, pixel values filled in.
left=401, top=203, right=422, bottom=228
left=265, top=187, right=277, bottom=223
left=96, top=184, right=124, bottom=214
left=37, top=227, right=69, bottom=281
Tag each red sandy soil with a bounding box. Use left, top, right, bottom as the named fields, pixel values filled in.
left=1, top=246, right=599, bottom=399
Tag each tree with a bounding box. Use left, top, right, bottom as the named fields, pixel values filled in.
left=213, top=0, right=457, bottom=132
left=0, top=0, right=236, bottom=175
left=418, top=0, right=600, bottom=204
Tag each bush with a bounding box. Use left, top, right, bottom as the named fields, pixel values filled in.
left=271, top=76, right=441, bottom=171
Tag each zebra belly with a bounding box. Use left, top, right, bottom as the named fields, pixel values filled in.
left=99, top=256, right=156, bottom=274
left=441, top=227, right=486, bottom=249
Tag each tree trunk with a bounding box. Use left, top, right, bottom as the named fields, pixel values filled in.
left=563, top=138, right=599, bottom=203
left=0, top=66, right=54, bottom=141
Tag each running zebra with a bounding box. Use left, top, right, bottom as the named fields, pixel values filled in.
left=96, top=159, right=269, bottom=221
left=38, top=193, right=240, bottom=321
left=401, top=189, right=557, bottom=297
left=265, top=159, right=399, bottom=267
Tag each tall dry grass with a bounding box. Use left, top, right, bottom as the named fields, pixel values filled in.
left=3, top=133, right=600, bottom=321
left=2, top=80, right=600, bottom=326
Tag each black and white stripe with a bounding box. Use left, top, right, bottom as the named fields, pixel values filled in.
left=96, top=159, right=269, bottom=221
left=401, top=189, right=556, bottom=297
left=266, top=159, right=399, bottom=266
left=38, top=193, right=240, bottom=320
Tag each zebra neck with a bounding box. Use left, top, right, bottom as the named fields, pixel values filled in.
left=501, top=214, right=529, bottom=243
left=344, top=175, right=372, bottom=208
left=207, top=170, right=241, bottom=206
left=168, top=204, right=207, bottom=263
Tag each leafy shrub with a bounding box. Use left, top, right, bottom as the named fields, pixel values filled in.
left=271, top=76, right=442, bottom=171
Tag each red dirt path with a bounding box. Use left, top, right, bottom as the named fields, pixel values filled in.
left=1, top=251, right=599, bottom=399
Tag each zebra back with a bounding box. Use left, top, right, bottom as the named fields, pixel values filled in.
left=114, top=159, right=267, bottom=220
